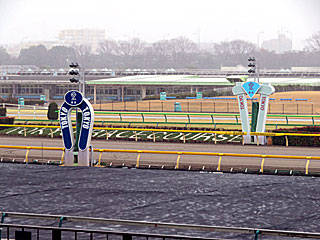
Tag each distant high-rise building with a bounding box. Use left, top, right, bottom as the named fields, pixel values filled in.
left=261, top=33, right=292, bottom=54
left=59, top=29, right=106, bottom=53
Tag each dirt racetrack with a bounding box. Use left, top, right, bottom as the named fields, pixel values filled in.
left=92, top=91, right=320, bottom=114
left=1, top=164, right=320, bottom=239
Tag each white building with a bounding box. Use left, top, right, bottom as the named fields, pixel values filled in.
left=261, top=33, right=292, bottom=54
left=59, top=29, right=106, bottom=53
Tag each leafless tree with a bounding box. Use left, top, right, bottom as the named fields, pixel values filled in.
left=213, top=40, right=256, bottom=55
left=168, top=36, right=198, bottom=56
left=116, top=38, right=146, bottom=56
left=151, top=40, right=171, bottom=56
left=97, top=39, right=118, bottom=55
left=73, top=44, right=92, bottom=66
left=306, top=31, right=320, bottom=52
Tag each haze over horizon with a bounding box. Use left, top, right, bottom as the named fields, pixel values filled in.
left=0, top=0, right=319, bottom=50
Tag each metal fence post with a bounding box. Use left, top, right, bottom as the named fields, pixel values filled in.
left=255, top=230, right=260, bottom=240
left=0, top=213, right=7, bottom=239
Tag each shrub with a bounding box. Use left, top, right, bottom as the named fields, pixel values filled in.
left=272, top=126, right=320, bottom=147
left=0, top=117, right=14, bottom=130
left=0, top=107, right=6, bottom=117
left=47, top=102, right=59, bottom=120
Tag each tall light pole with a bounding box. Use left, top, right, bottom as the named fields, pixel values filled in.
left=257, top=32, right=264, bottom=50
left=194, top=29, right=201, bottom=50
left=69, top=62, right=85, bottom=97
left=287, top=31, right=293, bottom=51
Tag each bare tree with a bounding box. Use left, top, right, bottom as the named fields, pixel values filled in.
left=213, top=40, right=256, bottom=55
left=168, top=36, right=198, bottom=55
left=97, top=39, right=118, bottom=55
left=116, top=38, right=146, bottom=56
left=0, top=47, right=11, bottom=65
left=306, top=31, right=320, bottom=52
left=73, top=44, right=92, bottom=66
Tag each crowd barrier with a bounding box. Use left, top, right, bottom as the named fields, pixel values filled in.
left=2, top=212, right=320, bottom=240
left=0, top=144, right=319, bottom=175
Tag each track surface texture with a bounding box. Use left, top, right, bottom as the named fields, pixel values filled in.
left=1, top=164, right=320, bottom=239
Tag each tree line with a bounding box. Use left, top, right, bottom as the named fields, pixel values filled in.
left=0, top=31, right=319, bottom=69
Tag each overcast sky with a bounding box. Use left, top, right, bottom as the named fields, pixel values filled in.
left=0, top=0, right=319, bottom=50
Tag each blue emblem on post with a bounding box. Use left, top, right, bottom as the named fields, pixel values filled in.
left=65, top=90, right=83, bottom=107
left=242, top=81, right=261, bottom=98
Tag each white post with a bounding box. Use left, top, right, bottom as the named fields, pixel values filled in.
left=232, top=83, right=251, bottom=144
left=33, top=106, right=36, bottom=120
left=256, top=83, right=275, bottom=144
left=18, top=105, right=20, bottom=119
left=64, top=149, right=74, bottom=166
left=78, top=150, right=90, bottom=166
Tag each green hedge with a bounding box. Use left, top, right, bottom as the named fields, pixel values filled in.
left=0, top=117, right=14, bottom=130
left=0, top=98, right=44, bottom=106
left=272, top=126, right=320, bottom=147
left=0, top=108, right=6, bottom=117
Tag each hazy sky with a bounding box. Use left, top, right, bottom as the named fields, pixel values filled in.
left=0, top=0, right=319, bottom=50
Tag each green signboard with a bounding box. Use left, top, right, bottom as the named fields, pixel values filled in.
left=40, top=95, right=46, bottom=101
left=18, top=98, right=24, bottom=106
left=196, top=92, right=202, bottom=99
left=160, top=92, right=166, bottom=100
left=174, top=102, right=181, bottom=112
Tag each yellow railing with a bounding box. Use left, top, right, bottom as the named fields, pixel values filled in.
left=1, top=124, right=320, bottom=146
left=0, top=145, right=319, bottom=175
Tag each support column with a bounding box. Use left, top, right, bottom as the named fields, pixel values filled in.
left=190, top=86, right=194, bottom=93
left=141, top=86, right=146, bottom=100
left=64, top=150, right=74, bottom=166
left=93, top=85, right=97, bottom=105
left=117, top=87, right=122, bottom=101
left=122, top=86, right=124, bottom=102
left=12, top=83, right=16, bottom=98
left=78, top=149, right=90, bottom=166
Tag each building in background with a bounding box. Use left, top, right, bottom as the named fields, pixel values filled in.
left=58, top=29, right=106, bottom=53
left=261, top=32, right=292, bottom=54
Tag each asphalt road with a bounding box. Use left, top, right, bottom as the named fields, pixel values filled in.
left=1, top=136, right=320, bottom=173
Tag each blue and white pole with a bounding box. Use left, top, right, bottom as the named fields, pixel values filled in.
left=59, top=90, right=94, bottom=166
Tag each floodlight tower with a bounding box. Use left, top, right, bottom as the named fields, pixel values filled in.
left=68, top=62, right=85, bottom=96
left=248, top=57, right=256, bottom=82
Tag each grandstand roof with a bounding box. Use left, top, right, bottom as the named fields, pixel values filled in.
left=87, top=75, right=233, bottom=86
left=258, top=77, right=320, bottom=86
left=87, top=75, right=320, bottom=86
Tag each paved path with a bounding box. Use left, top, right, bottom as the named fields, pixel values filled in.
left=0, top=136, right=320, bottom=172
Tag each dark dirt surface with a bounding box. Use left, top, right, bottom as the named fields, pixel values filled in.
left=1, top=164, right=320, bottom=239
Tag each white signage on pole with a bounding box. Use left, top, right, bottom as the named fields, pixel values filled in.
left=256, top=83, right=275, bottom=144
left=232, top=83, right=251, bottom=144
left=233, top=81, right=275, bottom=145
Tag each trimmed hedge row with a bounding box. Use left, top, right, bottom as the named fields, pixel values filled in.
left=272, top=126, right=320, bottom=147
left=0, top=117, right=14, bottom=130
left=0, top=97, right=45, bottom=106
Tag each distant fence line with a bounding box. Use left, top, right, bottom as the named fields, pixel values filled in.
left=95, top=100, right=319, bottom=115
